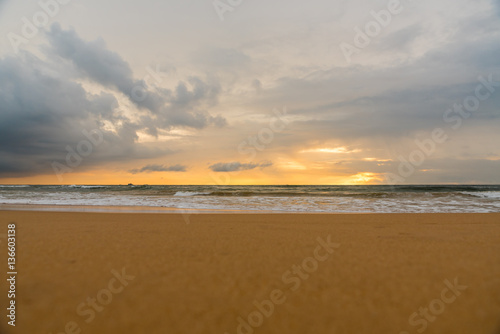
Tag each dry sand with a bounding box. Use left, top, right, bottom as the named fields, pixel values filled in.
left=0, top=211, right=499, bottom=334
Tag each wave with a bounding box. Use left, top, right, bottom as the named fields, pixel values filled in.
left=68, top=185, right=108, bottom=189
left=3, top=185, right=500, bottom=201
left=461, top=191, right=500, bottom=199
left=188, top=191, right=453, bottom=198
left=0, top=185, right=30, bottom=188
left=174, top=191, right=211, bottom=197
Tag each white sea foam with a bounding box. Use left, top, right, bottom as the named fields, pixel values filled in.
left=66, top=185, right=107, bottom=189
left=461, top=191, right=500, bottom=199
left=0, top=185, right=30, bottom=188
left=173, top=191, right=211, bottom=197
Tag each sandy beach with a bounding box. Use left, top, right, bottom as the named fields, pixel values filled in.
left=1, top=210, right=499, bottom=334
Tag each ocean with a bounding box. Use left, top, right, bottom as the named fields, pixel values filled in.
left=1, top=185, right=500, bottom=213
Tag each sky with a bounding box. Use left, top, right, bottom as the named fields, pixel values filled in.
left=0, top=0, right=499, bottom=185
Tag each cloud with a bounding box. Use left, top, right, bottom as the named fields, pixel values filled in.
left=0, top=24, right=230, bottom=179
left=192, top=47, right=251, bottom=69
left=388, top=158, right=500, bottom=184
left=47, top=23, right=164, bottom=113
left=46, top=24, right=226, bottom=134
left=0, top=52, right=171, bottom=178
left=244, top=24, right=500, bottom=146
left=377, top=24, right=423, bottom=52
left=129, top=164, right=187, bottom=174
left=209, top=161, right=272, bottom=172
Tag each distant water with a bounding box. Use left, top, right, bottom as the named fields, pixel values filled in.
left=1, top=185, right=500, bottom=213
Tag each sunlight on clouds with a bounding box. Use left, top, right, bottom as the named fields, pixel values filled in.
left=276, top=159, right=307, bottom=170
left=301, top=147, right=361, bottom=154
left=346, top=172, right=384, bottom=184
left=362, top=157, right=392, bottom=166
left=100, top=120, right=117, bottom=133
left=362, top=157, right=391, bottom=162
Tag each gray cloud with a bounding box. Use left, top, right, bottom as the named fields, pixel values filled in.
left=376, top=23, right=422, bottom=52
left=243, top=19, right=500, bottom=147
left=47, top=23, right=164, bottom=113
left=388, top=159, right=500, bottom=184
left=46, top=24, right=226, bottom=134
left=0, top=52, right=171, bottom=178
left=192, top=47, right=251, bottom=69
left=209, top=161, right=273, bottom=172
left=0, top=24, right=231, bottom=179
left=129, top=164, right=187, bottom=174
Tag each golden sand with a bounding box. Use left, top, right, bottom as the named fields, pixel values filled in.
left=1, top=211, right=499, bottom=334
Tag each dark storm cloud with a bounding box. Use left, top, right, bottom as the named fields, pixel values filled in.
left=129, top=164, right=187, bottom=174
left=0, top=52, right=172, bottom=178
left=46, top=24, right=226, bottom=133
left=156, top=76, right=225, bottom=131
left=209, top=161, right=272, bottom=172
left=0, top=24, right=230, bottom=178
left=47, top=23, right=165, bottom=113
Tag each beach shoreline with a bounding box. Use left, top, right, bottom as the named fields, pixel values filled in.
left=0, top=203, right=282, bottom=214
left=1, top=203, right=416, bottom=215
